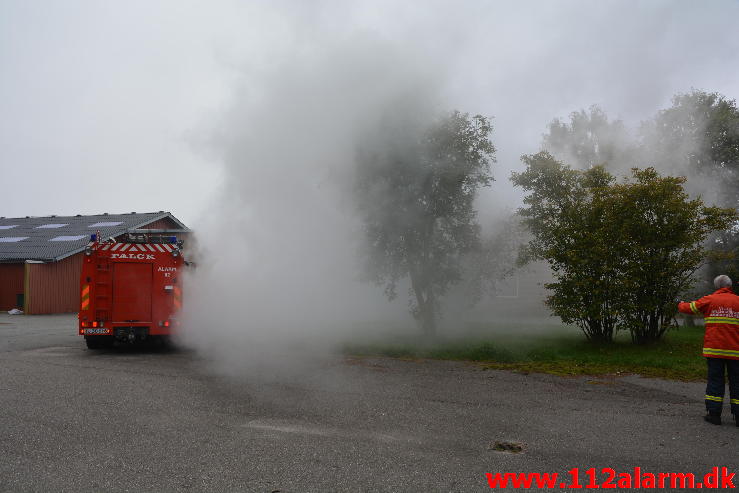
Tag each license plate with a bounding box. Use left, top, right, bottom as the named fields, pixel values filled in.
left=84, top=328, right=109, bottom=335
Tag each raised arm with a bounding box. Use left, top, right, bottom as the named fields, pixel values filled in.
left=678, top=296, right=710, bottom=316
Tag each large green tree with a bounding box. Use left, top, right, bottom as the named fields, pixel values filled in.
left=608, top=168, right=736, bottom=342
left=640, top=90, right=739, bottom=204
left=541, top=91, right=739, bottom=289
left=543, top=105, right=634, bottom=170
left=511, top=152, right=620, bottom=341
left=512, top=153, right=736, bottom=343
left=640, top=90, right=739, bottom=282
left=355, top=111, right=495, bottom=335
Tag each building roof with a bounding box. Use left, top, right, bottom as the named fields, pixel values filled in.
left=0, top=211, right=189, bottom=262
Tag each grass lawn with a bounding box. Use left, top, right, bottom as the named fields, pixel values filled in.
left=343, top=324, right=707, bottom=381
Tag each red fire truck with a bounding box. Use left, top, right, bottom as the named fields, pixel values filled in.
left=78, top=233, right=184, bottom=349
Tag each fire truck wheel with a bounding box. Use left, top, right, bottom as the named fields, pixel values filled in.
left=85, top=335, right=114, bottom=350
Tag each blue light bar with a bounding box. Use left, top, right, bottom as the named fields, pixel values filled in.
left=90, top=234, right=97, bottom=242
left=169, top=236, right=177, bottom=243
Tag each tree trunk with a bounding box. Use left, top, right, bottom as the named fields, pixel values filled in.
left=420, top=289, right=437, bottom=336
left=409, top=268, right=436, bottom=337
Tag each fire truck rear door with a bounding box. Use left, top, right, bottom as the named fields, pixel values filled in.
left=112, top=263, right=153, bottom=322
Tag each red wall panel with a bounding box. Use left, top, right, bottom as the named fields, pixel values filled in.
left=0, top=264, right=25, bottom=311
left=25, top=254, right=84, bottom=314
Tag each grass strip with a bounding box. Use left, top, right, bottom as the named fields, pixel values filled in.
left=343, top=325, right=706, bottom=381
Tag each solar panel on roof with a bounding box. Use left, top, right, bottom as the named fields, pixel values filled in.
left=36, top=223, right=69, bottom=229
left=50, top=235, right=88, bottom=241
left=0, top=225, right=18, bottom=229
left=88, top=221, right=124, bottom=227
left=0, top=237, right=29, bottom=242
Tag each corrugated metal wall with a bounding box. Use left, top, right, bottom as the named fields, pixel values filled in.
left=0, top=264, right=24, bottom=311
left=25, top=254, right=84, bottom=314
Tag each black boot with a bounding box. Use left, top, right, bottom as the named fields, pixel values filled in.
left=704, top=412, right=721, bottom=425
left=734, top=414, right=739, bottom=427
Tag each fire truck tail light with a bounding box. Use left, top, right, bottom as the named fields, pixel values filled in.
left=92, top=321, right=98, bottom=328
left=164, top=321, right=170, bottom=327
left=81, top=322, right=88, bottom=327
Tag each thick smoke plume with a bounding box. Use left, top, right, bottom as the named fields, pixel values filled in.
left=178, top=35, right=450, bottom=375
left=172, top=2, right=739, bottom=373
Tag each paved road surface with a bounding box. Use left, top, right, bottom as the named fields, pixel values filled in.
left=0, top=314, right=736, bottom=492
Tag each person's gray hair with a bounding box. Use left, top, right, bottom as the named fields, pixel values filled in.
left=714, top=275, right=733, bottom=289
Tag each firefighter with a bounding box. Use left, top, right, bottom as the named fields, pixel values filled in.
left=678, top=275, right=739, bottom=426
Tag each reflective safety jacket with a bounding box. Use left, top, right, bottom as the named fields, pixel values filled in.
left=678, top=287, right=739, bottom=360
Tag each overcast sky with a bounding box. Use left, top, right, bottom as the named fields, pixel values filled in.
left=2, top=0, right=738, bottom=228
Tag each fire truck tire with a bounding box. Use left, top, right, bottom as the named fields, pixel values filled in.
left=85, top=335, right=114, bottom=350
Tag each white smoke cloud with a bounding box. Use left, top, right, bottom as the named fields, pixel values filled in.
left=158, top=1, right=739, bottom=373
left=178, top=28, right=450, bottom=375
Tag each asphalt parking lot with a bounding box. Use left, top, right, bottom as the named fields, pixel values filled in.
left=0, top=314, right=736, bottom=492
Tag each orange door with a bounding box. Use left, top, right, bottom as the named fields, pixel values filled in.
left=112, top=263, right=152, bottom=323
